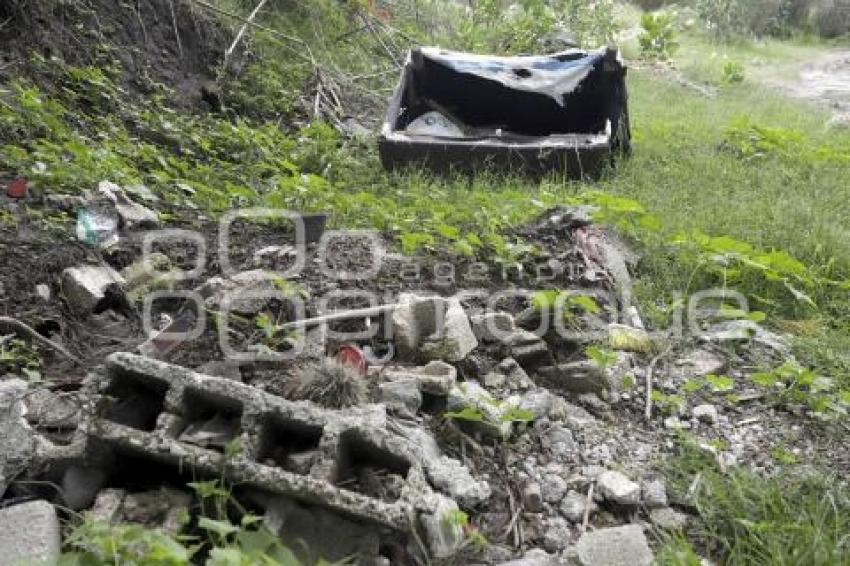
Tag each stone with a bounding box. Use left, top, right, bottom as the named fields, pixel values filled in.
left=420, top=298, right=478, bottom=362
left=123, top=183, right=160, bottom=202
left=537, top=361, right=610, bottom=395
left=518, top=389, right=557, bottom=420
left=596, top=470, right=640, bottom=505
left=116, top=194, right=160, bottom=230
left=506, top=330, right=553, bottom=371
left=62, top=465, right=109, bottom=510
left=200, top=270, right=282, bottom=315
left=523, top=482, right=544, bottom=513
left=483, top=371, right=507, bottom=389
left=542, top=424, right=578, bottom=460
left=121, top=488, right=192, bottom=535
left=391, top=293, right=448, bottom=360
left=252, top=245, right=297, bottom=266
left=560, top=489, right=592, bottom=523
left=700, top=320, right=790, bottom=357
left=693, top=404, right=718, bottom=424
left=649, top=507, right=689, bottom=531
left=35, top=283, right=51, bottom=301
left=0, top=379, right=36, bottom=497
left=197, top=360, right=243, bottom=381
left=664, top=416, right=688, bottom=430
left=379, top=379, right=422, bottom=417
left=541, top=473, right=568, bottom=504
left=499, top=357, right=535, bottom=390
left=497, top=549, right=560, bottom=566
left=264, top=495, right=383, bottom=564
left=91, top=488, right=126, bottom=523
left=23, top=388, right=80, bottom=429
left=419, top=495, right=465, bottom=559
left=447, top=381, right=512, bottom=439
left=672, top=348, right=725, bottom=379
left=380, top=360, right=457, bottom=396
left=426, top=456, right=491, bottom=507
left=61, top=264, right=125, bottom=315
left=0, top=500, right=60, bottom=565
left=542, top=516, right=571, bottom=552
left=641, top=479, right=668, bottom=509
left=575, top=524, right=653, bottom=566
left=470, top=312, right=515, bottom=342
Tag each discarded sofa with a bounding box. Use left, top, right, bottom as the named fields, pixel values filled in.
left=379, top=46, right=630, bottom=178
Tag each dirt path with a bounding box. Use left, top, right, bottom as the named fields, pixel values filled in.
left=770, top=49, right=850, bottom=122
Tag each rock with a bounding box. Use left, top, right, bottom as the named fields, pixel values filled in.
left=506, top=330, right=553, bottom=371
left=672, top=349, right=725, bottom=379
left=542, top=516, right=571, bottom=552
left=470, top=312, right=515, bottom=343
left=693, top=404, right=718, bottom=424
left=196, top=360, right=243, bottom=381
left=0, top=500, right=61, bottom=565
left=46, top=193, right=84, bottom=212
left=391, top=294, right=448, bottom=360
left=518, top=389, right=557, bottom=420
left=560, top=489, right=593, bottom=522
left=641, top=479, right=667, bottom=509
left=649, top=507, right=689, bottom=531
left=542, top=424, right=578, bottom=460
left=123, top=183, right=160, bottom=203
left=116, top=194, right=159, bottom=230
left=380, top=360, right=457, bottom=396
left=264, top=495, right=383, bottom=564
left=700, top=320, right=790, bottom=357
left=420, top=298, right=478, bottom=362
left=596, top=470, right=640, bottom=505
left=542, top=474, right=568, bottom=504
left=0, top=379, right=36, bottom=497
left=664, top=416, right=688, bottom=430
left=91, top=488, right=126, bottom=523
left=61, top=465, right=109, bottom=510
left=500, top=364, right=533, bottom=394
left=419, top=495, right=465, bottom=559
left=200, top=270, right=280, bottom=315
left=252, top=245, right=297, bottom=266
left=426, top=456, right=491, bottom=507
left=447, top=381, right=512, bottom=439
left=23, top=389, right=80, bottom=429
left=537, top=361, right=609, bottom=395
left=121, top=488, right=192, bottom=535
left=62, top=264, right=125, bottom=315
left=575, top=524, right=653, bottom=566
left=497, top=548, right=560, bottom=566
left=35, top=283, right=51, bottom=301
left=523, top=482, right=544, bottom=513
left=483, top=371, right=507, bottom=389
left=379, top=379, right=422, bottom=417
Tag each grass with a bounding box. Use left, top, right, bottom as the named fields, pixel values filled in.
left=657, top=439, right=850, bottom=566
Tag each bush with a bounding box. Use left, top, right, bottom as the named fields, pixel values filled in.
left=811, top=0, right=850, bottom=37
left=639, top=12, right=680, bottom=59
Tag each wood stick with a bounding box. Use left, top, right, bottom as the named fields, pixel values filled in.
left=278, top=304, right=397, bottom=331
left=0, top=317, right=83, bottom=365
left=225, top=0, right=269, bottom=63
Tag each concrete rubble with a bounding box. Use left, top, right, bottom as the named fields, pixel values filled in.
left=61, top=264, right=126, bottom=316
left=0, top=500, right=61, bottom=565
left=574, top=524, right=653, bottom=566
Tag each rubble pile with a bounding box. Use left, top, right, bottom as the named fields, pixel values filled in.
left=0, top=192, right=833, bottom=565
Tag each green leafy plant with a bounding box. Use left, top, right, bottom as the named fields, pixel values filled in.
left=721, top=61, right=746, bottom=84
left=586, top=344, right=619, bottom=370
left=639, top=12, right=680, bottom=60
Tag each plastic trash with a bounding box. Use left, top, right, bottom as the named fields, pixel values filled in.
left=76, top=200, right=119, bottom=248
left=405, top=111, right=465, bottom=138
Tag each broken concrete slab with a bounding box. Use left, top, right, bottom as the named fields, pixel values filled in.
left=497, top=549, right=561, bottom=566
left=391, top=293, right=448, bottom=360
left=536, top=361, right=609, bottom=395
left=425, top=455, right=491, bottom=507
left=0, top=379, right=36, bottom=497
left=470, top=311, right=516, bottom=343
left=575, top=524, right=653, bottom=566
left=379, top=379, right=422, bottom=417
left=0, top=500, right=61, bottom=565
left=380, top=360, right=457, bottom=396
left=447, top=381, right=512, bottom=439
left=200, top=270, right=282, bottom=315
left=61, top=264, right=125, bottom=315
left=116, top=196, right=160, bottom=230
left=420, top=298, right=478, bottom=362
left=649, top=507, right=689, bottom=531
left=419, top=494, right=465, bottom=559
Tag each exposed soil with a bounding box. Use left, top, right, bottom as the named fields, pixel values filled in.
left=770, top=49, right=850, bottom=120
left=0, top=0, right=230, bottom=106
